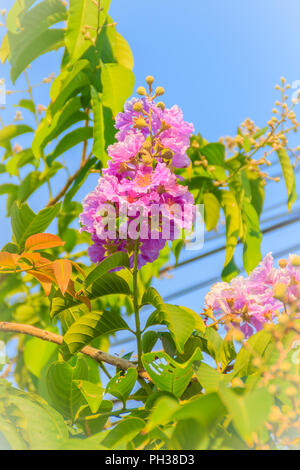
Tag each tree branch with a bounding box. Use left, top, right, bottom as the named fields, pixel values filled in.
left=0, top=322, right=149, bottom=379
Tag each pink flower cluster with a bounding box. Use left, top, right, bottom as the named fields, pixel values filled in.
left=205, top=253, right=300, bottom=338
left=80, top=89, right=195, bottom=268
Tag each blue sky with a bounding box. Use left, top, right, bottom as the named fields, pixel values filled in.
left=1, top=0, right=300, bottom=319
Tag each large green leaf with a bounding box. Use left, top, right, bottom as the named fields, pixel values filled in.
left=62, top=310, right=130, bottom=357
left=106, top=368, right=137, bottom=405
left=143, top=287, right=205, bottom=354
left=233, top=329, right=274, bottom=376
left=65, top=0, right=111, bottom=63
left=276, top=148, right=297, bottom=211
left=220, top=190, right=241, bottom=281
left=74, top=380, right=104, bottom=414
left=11, top=202, right=61, bottom=247
left=203, top=192, right=220, bottom=231
left=0, top=381, right=69, bottom=450
left=47, top=127, right=93, bottom=164
left=101, top=63, right=135, bottom=115
left=85, top=252, right=130, bottom=287
left=142, top=349, right=202, bottom=398
left=46, top=357, right=89, bottom=420
left=24, top=337, right=57, bottom=378
left=32, top=96, right=85, bottom=160
left=193, top=362, right=233, bottom=392
left=49, top=60, right=91, bottom=116
left=0, top=125, right=34, bottom=148
left=242, top=201, right=262, bottom=273
left=91, top=85, right=106, bottom=161
left=10, top=29, right=65, bottom=83
left=101, top=417, right=145, bottom=449
left=219, top=385, right=273, bottom=442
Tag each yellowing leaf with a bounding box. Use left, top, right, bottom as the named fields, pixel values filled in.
left=53, top=259, right=72, bottom=295
left=25, top=233, right=65, bottom=251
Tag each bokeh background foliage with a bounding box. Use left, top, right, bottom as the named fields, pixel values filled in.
left=0, top=0, right=299, bottom=450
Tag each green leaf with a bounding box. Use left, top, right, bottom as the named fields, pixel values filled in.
left=6, top=0, right=36, bottom=33
left=49, top=60, right=91, bottom=116
left=242, top=201, right=262, bottom=273
left=46, top=357, right=89, bottom=420
left=0, top=124, right=34, bottom=148
left=15, top=98, right=35, bottom=114
left=142, top=330, right=159, bottom=353
left=32, top=96, right=85, bottom=160
left=200, top=143, right=225, bottom=167
left=101, top=63, right=135, bottom=115
left=85, top=252, right=130, bottom=287
left=65, top=0, right=111, bottom=63
left=24, top=337, right=57, bottom=378
left=62, top=310, right=130, bottom=357
left=10, top=29, right=65, bottom=83
left=142, top=349, right=202, bottom=398
left=0, top=34, right=10, bottom=64
left=219, top=385, right=273, bottom=442
left=0, top=386, right=69, bottom=450
left=143, top=288, right=205, bottom=353
left=220, top=190, right=241, bottom=281
left=174, top=392, right=226, bottom=430
left=91, top=85, right=104, bottom=159
left=193, top=362, right=233, bottom=392
left=203, top=192, right=220, bottom=231
left=144, top=396, right=179, bottom=433
left=101, top=417, right=145, bottom=449
left=276, top=148, right=297, bottom=211
left=106, top=368, right=137, bottom=405
left=47, top=127, right=93, bottom=164
left=11, top=202, right=61, bottom=247
left=234, top=329, right=274, bottom=376
left=74, top=380, right=104, bottom=414
left=17, top=171, right=42, bottom=202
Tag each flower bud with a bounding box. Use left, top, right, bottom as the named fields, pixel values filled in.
left=278, top=258, right=287, bottom=268
left=290, top=254, right=300, bottom=267
left=132, top=101, right=144, bottom=112
left=154, top=86, right=165, bottom=97
left=137, top=86, right=147, bottom=96
left=156, top=101, right=165, bottom=110
left=273, top=282, right=287, bottom=300
left=145, top=75, right=154, bottom=86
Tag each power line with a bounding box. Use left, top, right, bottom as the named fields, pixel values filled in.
left=160, top=211, right=300, bottom=275
left=164, top=241, right=300, bottom=302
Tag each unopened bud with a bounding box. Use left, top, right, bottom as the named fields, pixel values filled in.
left=156, top=101, right=165, bottom=110
left=137, top=86, right=147, bottom=96
left=154, top=86, right=165, bottom=97
left=290, top=254, right=300, bottom=267
left=132, top=101, right=144, bottom=112
left=278, top=258, right=287, bottom=268
left=145, top=75, right=154, bottom=86
left=273, top=282, right=287, bottom=300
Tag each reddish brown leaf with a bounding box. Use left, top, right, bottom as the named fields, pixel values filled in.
left=25, top=233, right=65, bottom=252
left=53, top=259, right=72, bottom=295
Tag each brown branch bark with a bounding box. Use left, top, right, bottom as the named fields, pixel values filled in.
left=0, top=322, right=149, bottom=379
